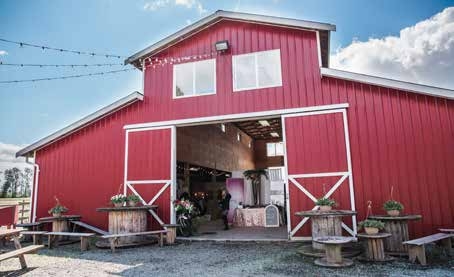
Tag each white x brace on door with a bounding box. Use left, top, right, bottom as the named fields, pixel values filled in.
left=282, top=108, right=356, bottom=239
left=124, top=126, right=176, bottom=226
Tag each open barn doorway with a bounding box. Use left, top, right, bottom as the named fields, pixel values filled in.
left=175, top=117, right=288, bottom=241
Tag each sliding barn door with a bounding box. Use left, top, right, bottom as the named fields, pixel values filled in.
left=124, top=126, right=176, bottom=228
left=282, top=109, right=356, bottom=240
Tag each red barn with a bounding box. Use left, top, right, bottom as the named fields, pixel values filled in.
left=17, top=11, right=454, bottom=240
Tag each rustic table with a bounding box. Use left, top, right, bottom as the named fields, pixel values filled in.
left=295, top=210, right=357, bottom=250
left=38, top=215, right=82, bottom=232
left=97, top=205, right=157, bottom=245
left=356, top=232, right=394, bottom=262
left=368, top=215, right=422, bottom=255
left=313, top=236, right=356, bottom=267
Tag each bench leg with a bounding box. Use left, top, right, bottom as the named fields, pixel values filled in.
left=109, top=238, right=117, bottom=253
left=48, top=235, right=54, bottom=249
left=408, top=245, right=427, bottom=265
left=80, top=237, right=89, bottom=251
left=32, top=234, right=42, bottom=245
left=159, top=233, right=163, bottom=247
left=13, top=236, right=27, bottom=269
left=440, top=238, right=452, bottom=250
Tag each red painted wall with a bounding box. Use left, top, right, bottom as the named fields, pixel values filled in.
left=32, top=19, right=454, bottom=236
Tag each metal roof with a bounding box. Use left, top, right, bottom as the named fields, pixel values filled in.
left=125, top=10, right=336, bottom=67
left=16, top=91, right=144, bottom=157
left=321, top=68, right=454, bottom=100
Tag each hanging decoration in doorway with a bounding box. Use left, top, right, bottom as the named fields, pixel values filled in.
left=243, top=169, right=269, bottom=206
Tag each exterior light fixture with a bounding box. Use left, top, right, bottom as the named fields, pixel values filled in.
left=215, top=40, right=229, bottom=52
left=270, top=132, right=279, bottom=137
left=258, top=120, right=270, bottom=127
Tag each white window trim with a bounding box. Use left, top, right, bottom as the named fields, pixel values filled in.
left=232, top=49, right=283, bottom=92
left=173, top=58, right=216, bottom=99
left=267, top=141, right=284, bottom=157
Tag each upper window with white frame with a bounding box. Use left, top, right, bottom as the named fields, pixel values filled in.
left=232, top=49, right=282, bottom=92
left=173, top=59, right=216, bottom=98
left=267, top=142, right=284, bottom=157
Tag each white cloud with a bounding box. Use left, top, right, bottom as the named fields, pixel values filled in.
left=144, top=0, right=207, bottom=14
left=0, top=142, right=32, bottom=177
left=331, top=7, right=454, bottom=90
left=0, top=50, right=7, bottom=56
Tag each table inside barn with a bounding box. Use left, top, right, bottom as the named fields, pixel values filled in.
left=96, top=205, right=158, bottom=246
left=368, top=214, right=422, bottom=255
left=295, top=210, right=357, bottom=250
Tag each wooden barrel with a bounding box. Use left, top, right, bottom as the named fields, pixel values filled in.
left=108, top=210, right=147, bottom=244
left=311, top=216, right=342, bottom=250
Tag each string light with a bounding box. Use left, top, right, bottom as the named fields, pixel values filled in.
left=0, top=38, right=126, bottom=59
left=145, top=51, right=219, bottom=69
left=0, top=68, right=136, bottom=84
left=0, top=62, right=125, bottom=68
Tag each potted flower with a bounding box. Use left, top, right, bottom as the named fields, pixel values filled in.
left=383, top=200, right=404, bottom=216
left=48, top=197, right=68, bottom=217
left=127, top=194, right=140, bottom=207
left=111, top=194, right=126, bottom=207
left=315, top=197, right=336, bottom=211
left=358, top=219, right=385, bottom=235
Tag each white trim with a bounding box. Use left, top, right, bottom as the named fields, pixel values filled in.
left=173, top=58, right=216, bottom=99
left=281, top=114, right=292, bottom=239
left=17, top=91, right=144, bottom=157
left=342, top=109, right=357, bottom=234
left=127, top=180, right=171, bottom=184
left=288, top=171, right=349, bottom=178
left=125, top=10, right=335, bottom=65
left=123, top=130, right=129, bottom=195
left=282, top=108, right=344, bottom=118
left=170, top=125, right=177, bottom=224
left=321, top=67, right=454, bottom=100
left=316, top=31, right=322, bottom=67
left=124, top=103, right=349, bottom=130
left=232, top=49, right=283, bottom=92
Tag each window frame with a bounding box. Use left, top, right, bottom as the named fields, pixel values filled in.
left=266, top=142, right=284, bottom=157
left=172, top=58, right=217, bottom=99
left=232, top=49, right=283, bottom=92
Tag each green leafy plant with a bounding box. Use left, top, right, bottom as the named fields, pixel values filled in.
left=48, top=197, right=68, bottom=215
left=315, top=197, right=336, bottom=207
left=383, top=200, right=404, bottom=211
left=110, top=194, right=126, bottom=204
left=127, top=194, right=140, bottom=203
left=358, top=219, right=385, bottom=229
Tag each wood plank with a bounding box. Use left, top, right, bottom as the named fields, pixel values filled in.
left=102, top=230, right=167, bottom=239
left=439, top=228, right=454, bottom=233
left=70, top=221, right=109, bottom=235
left=403, top=233, right=452, bottom=246
left=47, top=232, right=95, bottom=237
left=21, top=231, right=48, bottom=235
left=0, top=245, right=44, bottom=262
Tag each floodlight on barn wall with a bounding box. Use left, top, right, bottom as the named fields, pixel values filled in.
left=215, top=40, right=229, bottom=52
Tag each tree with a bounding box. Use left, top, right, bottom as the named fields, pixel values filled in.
left=21, top=168, right=33, bottom=197
left=1, top=167, right=32, bottom=198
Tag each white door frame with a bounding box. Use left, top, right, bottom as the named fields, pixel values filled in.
left=124, top=125, right=177, bottom=225
left=282, top=108, right=356, bottom=240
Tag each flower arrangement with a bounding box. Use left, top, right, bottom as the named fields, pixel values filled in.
left=315, top=197, right=337, bottom=211
left=48, top=196, right=68, bottom=217
left=127, top=194, right=140, bottom=206
left=358, top=219, right=385, bottom=235
left=174, top=199, right=194, bottom=215
left=383, top=200, right=404, bottom=216
left=111, top=194, right=126, bottom=207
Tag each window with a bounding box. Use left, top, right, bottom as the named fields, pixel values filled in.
left=267, top=142, right=284, bottom=157
left=173, top=59, right=216, bottom=98
left=233, top=49, right=282, bottom=91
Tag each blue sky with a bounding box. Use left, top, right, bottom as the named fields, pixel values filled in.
left=0, top=0, right=452, bottom=148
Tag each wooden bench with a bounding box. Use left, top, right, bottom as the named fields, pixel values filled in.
left=70, top=220, right=109, bottom=235
left=439, top=228, right=454, bottom=233
left=47, top=232, right=95, bottom=251
left=0, top=245, right=44, bottom=269
left=403, top=233, right=453, bottom=265
left=20, top=231, right=48, bottom=245
left=16, top=222, right=43, bottom=231
left=102, top=230, right=167, bottom=253
left=162, top=224, right=180, bottom=244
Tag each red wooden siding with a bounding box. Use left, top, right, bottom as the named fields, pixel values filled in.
left=31, top=19, right=454, bottom=236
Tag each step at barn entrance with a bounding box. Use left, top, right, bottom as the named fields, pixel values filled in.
left=282, top=109, right=356, bottom=240
left=124, top=126, right=176, bottom=229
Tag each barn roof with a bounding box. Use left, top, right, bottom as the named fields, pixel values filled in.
left=125, top=10, right=336, bottom=68
left=321, top=68, right=454, bottom=100
left=16, top=91, right=144, bottom=157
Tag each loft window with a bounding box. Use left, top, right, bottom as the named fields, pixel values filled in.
left=173, top=59, right=216, bottom=98
left=232, top=49, right=282, bottom=92
left=266, top=142, right=284, bottom=157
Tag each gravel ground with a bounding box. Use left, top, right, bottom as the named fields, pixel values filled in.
left=1, top=241, right=453, bottom=277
